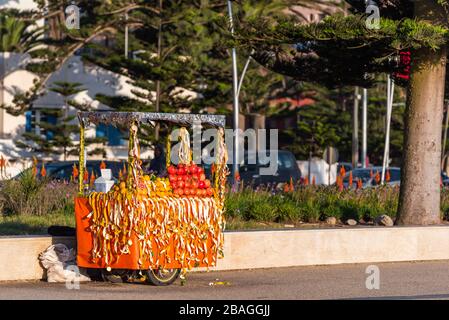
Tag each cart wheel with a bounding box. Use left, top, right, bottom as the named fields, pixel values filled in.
left=146, top=268, right=180, bottom=286
left=101, top=269, right=129, bottom=283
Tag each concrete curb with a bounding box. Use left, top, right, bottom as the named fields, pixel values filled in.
left=2, top=226, right=449, bottom=281
left=0, top=236, right=75, bottom=281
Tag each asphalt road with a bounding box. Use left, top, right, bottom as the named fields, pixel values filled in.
left=2, top=261, right=449, bottom=300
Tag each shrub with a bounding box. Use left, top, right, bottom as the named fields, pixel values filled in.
left=223, top=185, right=404, bottom=224
left=0, top=171, right=77, bottom=216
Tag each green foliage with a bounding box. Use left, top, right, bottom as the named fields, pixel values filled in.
left=15, top=82, right=106, bottom=159
left=225, top=186, right=402, bottom=224
left=232, top=2, right=449, bottom=88
left=1, top=0, right=303, bottom=128
left=0, top=171, right=77, bottom=216
left=0, top=12, right=43, bottom=52
left=276, top=80, right=406, bottom=164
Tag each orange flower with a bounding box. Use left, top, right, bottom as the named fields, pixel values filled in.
left=72, top=164, right=79, bottom=179
left=337, top=176, right=344, bottom=191
left=339, top=166, right=346, bottom=177
left=122, top=163, right=127, bottom=175
left=234, top=171, right=241, bottom=182
left=90, top=171, right=96, bottom=187
left=41, top=163, right=47, bottom=177
left=100, top=161, right=107, bottom=170
left=284, top=183, right=290, bottom=193
left=304, top=177, right=309, bottom=186
left=357, top=178, right=363, bottom=189
left=83, top=170, right=89, bottom=183
left=119, top=169, right=123, bottom=180
left=375, top=171, right=381, bottom=184
left=289, top=177, right=295, bottom=192
left=386, top=170, right=391, bottom=183
left=349, top=171, right=353, bottom=188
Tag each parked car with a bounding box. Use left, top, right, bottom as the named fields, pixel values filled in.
left=342, top=167, right=401, bottom=189
left=343, top=167, right=449, bottom=189
left=238, top=150, right=301, bottom=186
left=203, top=150, right=301, bottom=187
left=13, top=160, right=127, bottom=182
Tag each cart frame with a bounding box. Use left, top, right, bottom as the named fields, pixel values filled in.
left=77, top=111, right=226, bottom=195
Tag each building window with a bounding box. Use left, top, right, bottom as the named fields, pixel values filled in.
left=25, top=111, right=33, bottom=133
left=96, top=124, right=125, bottom=146
left=43, top=113, right=57, bottom=140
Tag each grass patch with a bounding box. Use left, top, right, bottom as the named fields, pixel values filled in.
left=0, top=212, right=75, bottom=236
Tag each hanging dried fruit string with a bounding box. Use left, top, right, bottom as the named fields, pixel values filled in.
left=78, top=124, right=86, bottom=195
left=218, top=128, right=229, bottom=201
left=127, top=122, right=143, bottom=189
left=178, top=127, right=192, bottom=165
left=166, top=128, right=172, bottom=169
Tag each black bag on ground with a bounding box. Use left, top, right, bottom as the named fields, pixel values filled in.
left=47, top=226, right=76, bottom=237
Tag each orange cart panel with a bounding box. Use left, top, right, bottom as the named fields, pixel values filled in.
left=75, top=197, right=217, bottom=270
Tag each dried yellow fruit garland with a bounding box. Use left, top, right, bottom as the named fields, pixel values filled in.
left=87, top=193, right=224, bottom=270
left=87, top=126, right=228, bottom=271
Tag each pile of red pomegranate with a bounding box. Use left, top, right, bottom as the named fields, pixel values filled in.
left=167, top=163, right=214, bottom=197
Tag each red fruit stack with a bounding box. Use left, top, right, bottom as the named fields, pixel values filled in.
left=168, top=163, right=214, bottom=197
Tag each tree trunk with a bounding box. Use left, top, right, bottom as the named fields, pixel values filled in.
left=396, top=46, right=447, bottom=225
left=396, top=1, right=447, bottom=225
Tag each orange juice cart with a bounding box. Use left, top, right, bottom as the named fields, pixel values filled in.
left=75, top=112, right=228, bottom=285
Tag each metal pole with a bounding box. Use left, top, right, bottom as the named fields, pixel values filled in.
left=352, top=87, right=360, bottom=169
left=237, top=52, right=254, bottom=98
left=124, top=12, right=129, bottom=58
left=309, top=150, right=312, bottom=183
left=381, top=76, right=391, bottom=182
left=382, top=76, right=394, bottom=183
left=362, top=88, right=368, bottom=168
left=228, top=0, right=240, bottom=185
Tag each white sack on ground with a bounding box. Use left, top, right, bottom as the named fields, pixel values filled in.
left=39, top=244, right=91, bottom=283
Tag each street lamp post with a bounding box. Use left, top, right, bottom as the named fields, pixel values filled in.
left=228, top=0, right=240, bottom=185
left=361, top=88, right=368, bottom=168
left=381, top=75, right=395, bottom=183
left=352, top=87, right=360, bottom=169
left=124, top=12, right=129, bottom=58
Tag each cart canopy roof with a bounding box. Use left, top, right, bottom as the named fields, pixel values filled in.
left=78, top=111, right=226, bottom=128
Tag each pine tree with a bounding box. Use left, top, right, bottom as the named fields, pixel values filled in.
left=85, top=0, right=296, bottom=140
left=233, top=0, right=449, bottom=225
left=15, top=81, right=106, bottom=159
